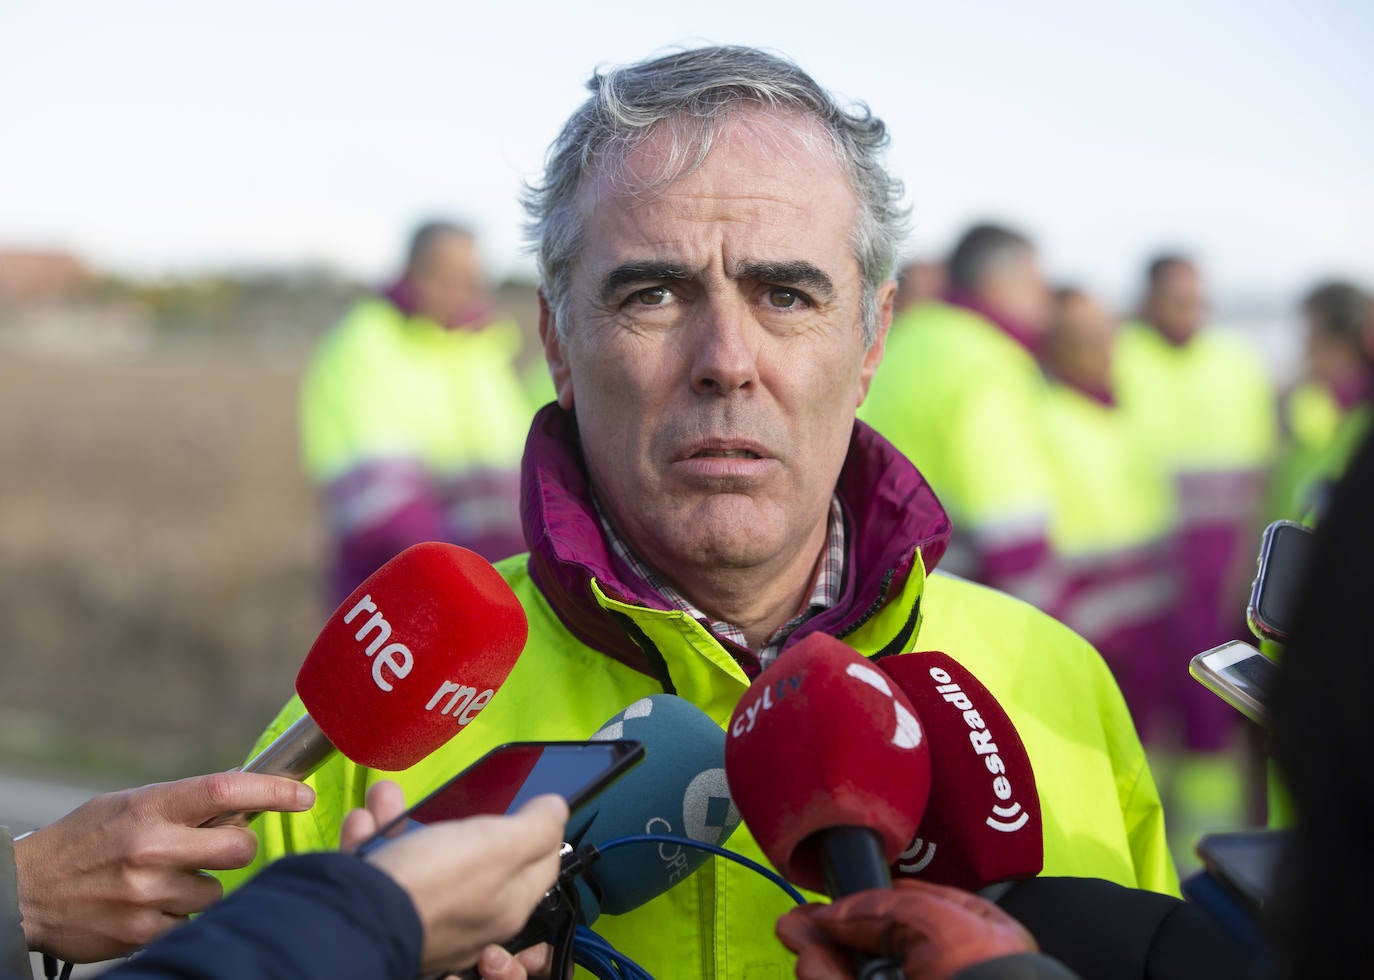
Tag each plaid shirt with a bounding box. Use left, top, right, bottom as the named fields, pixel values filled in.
left=596, top=496, right=847, bottom=669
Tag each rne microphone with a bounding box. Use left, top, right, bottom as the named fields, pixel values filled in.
left=878, top=651, right=1043, bottom=891
left=570, top=694, right=742, bottom=924
left=206, top=542, right=526, bottom=826
left=724, top=633, right=932, bottom=898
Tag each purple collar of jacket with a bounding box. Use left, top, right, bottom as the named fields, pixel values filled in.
left=943, top=288, right=1044, bottom=358
left=380, top=277, right=495, bottom=331
left=519, top=404, right=953, bottom=683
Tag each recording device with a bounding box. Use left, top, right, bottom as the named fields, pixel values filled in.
left=878, top=651, right=1044, bottom=891
left=726, top=633, right=931, bottom=980
left=1246, top=518, right=1315, bottom=644
left=204, top=542, right=529, bottom=827
left=570, top=694, right=742, bottom=925
left=355, top=739, right=645, bottom=856
left=1188, top=640, right=1277, bottom=728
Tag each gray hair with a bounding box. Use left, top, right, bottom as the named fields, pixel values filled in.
left=522, top=45, right=909, bottom=346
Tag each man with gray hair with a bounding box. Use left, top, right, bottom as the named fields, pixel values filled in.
left=225, top=46, right=1177, bottom=978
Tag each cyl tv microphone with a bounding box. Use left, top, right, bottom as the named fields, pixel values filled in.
left=725, top=633, right=932, bottom=980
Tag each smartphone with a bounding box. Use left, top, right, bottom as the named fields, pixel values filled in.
left=1247, top=519, right=1315, bottom=644
left=1189, top=640, right=1278, bottom=728
left=1193, top=828, right=1292, bottom=917
left=356, top=739, right=644, bottom=856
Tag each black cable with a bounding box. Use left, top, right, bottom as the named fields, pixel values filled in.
left=40, top=952, right=74, bottom=980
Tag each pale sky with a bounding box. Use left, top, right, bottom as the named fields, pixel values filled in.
left=2, top=0, right=1370, bottom=311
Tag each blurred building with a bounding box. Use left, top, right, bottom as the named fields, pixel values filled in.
left=0, top=248, right=92, bottom=306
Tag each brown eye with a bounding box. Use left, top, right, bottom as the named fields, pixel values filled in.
left=768, top=288, right=803, bottom=309
left=632, top=287, right=670, bottom=306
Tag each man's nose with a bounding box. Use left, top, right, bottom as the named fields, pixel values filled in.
left=690, top=297, right=760, bottom=396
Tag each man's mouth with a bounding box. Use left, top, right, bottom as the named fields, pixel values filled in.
left=691, top=449, right=761, bottom=459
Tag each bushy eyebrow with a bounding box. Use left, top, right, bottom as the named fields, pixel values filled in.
left=733, top=260, right=836, bottom=301
left=597, top=258, right=837, bottom=304
left=599, top=262, right=693, bottom=303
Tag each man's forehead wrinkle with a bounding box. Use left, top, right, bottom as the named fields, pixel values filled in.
left=582, top=106, right=842, bottom=208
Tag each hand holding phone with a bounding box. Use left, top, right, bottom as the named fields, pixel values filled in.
left=362, top=791, right=570, bottom=978
left=356, top=739, right=644, bottom=856
left=354, top=740, right=644, bottom=979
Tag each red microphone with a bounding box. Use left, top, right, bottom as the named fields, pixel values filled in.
left=724, top=633, right=932, bottom=898
left=878, top=651, right=1043, bottom=891
left=205, top=542, right=527, bottom=827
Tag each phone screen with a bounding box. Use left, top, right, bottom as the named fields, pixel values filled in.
left=1189, top=640, right=1278, bottom=727
left=1249, top=520, right=1315, bottom=643
left=358, top=740, right=644, bottom=854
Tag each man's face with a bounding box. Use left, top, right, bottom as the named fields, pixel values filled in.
left=1146, top=262, right=1205, bottom=344
left=983, top=247, right=1050, bottom=334
left=410, top=232, right=487, bottom=326
left=542, top=110, right=892, bottom=587
left=1305, top=313, right=1365, bottom=388
left=1047, top=293, right=1114, bottom=391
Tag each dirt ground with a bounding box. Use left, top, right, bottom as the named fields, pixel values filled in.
left=0, top=288, right=543, bottom=786
left=0, top=345, right=329, bottom=782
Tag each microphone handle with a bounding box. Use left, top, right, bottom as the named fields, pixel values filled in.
left=822, top=826, right=906, bottom=980
left=199, top=715, right=335, bottom=828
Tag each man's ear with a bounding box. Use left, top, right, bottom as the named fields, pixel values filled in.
left=857, top=279, right=896, bottom=404
left=539, top=289, right=575, bottom=410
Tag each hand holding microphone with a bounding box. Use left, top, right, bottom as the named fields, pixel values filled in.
left=777, top=879, right=1041, bottom=980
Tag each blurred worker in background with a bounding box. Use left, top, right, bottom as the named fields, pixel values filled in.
left=860, top=222, right=1057, bottom=606
left=1263, top=280, right=1372, bottom=526
left=1112, top=254, right=1278, bottom=871
left=299, top=220, right=536, bottom=610
left=891, top=257, right=946, bottom=317
left=1039, top=288, right=1179, bottom=747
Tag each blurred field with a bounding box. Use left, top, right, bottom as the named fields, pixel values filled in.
left=0, top=283, right=542, bottom=787
left=0, top=345, right=326, bottom=783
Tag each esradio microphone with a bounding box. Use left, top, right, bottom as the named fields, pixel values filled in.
left=725, top=633, right=931, bottom=980
left=570, top=694, right=742, bottom=924
left=878, top=651, right=1043, bottom=891
left=206, top=542, right=526, bottom=826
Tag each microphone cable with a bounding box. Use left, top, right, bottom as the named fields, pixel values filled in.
left=592, top=833, right=808, bottom=905
left=567, top=832, right=810, bottom=979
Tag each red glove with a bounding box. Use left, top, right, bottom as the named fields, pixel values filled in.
left=776, top=879, right=1038, bottom=980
